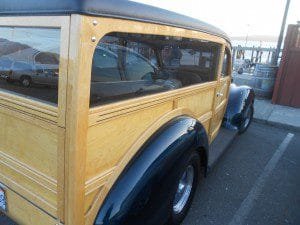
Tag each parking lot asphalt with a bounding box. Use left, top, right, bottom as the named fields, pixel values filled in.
left=183, top=122, right=300, bottom=225
left=1, top=122, right=300, bottom=225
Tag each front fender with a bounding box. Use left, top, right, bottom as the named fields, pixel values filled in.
left=94, top=116, right=208, bottom=225
left=223, top=83, right=255, bottom=129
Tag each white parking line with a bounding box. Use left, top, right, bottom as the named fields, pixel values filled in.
left=228, top=133, right=294, bottom=225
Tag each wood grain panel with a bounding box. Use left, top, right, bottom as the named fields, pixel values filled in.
left=64, top=15, right=91, bottom=225
left=0, top=111, right=58, bottom=216
left=175, top=88, right=215, bottom=117
left=2, top=185, right=57, bottom=225
left=84, top=188, right=102, bottom=214
left=0, top=151, right=57, bottom=204
left=215, top=77, right=230, bottom=107
left=84, top=168, right=114, bottom=214
left=0, top=94, right=57, bottom=124
left=202, top=119, right=211, bottom=134
left=198, top=111, right=212, bottom=134
left=85, top=108, right=199, bottom=224
left=0, top=112, right=57, bottom=178
left=210, top=101, right=227, bottom=136
left=86, top=101, right=173, bottom=180
left=85, top=167, right=114, bottom=196
left=89, top=82, right=217, bottom=126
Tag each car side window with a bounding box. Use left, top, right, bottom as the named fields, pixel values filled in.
left=90, top=32, right=221, bottom=107
left=36, top=65, right=44, bottom=74
left=91, top=48, right=121, bottom=82
left=221, top=49, right=230, bottom=77
left=0, top=57, right=13, bottom=69
left=125, top=50, right=156, bottom=81
left=0, top=27, right=61, bottom=105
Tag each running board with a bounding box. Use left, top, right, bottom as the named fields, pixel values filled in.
left=208, top=128, right=238, bottom=171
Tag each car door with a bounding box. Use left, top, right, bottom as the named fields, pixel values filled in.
left=210, top=48, right=232, bottom=139
left=34, top=64, right=47, bottom=84
left=0, top=57, right=13, bottom=78
left=45, top=67, right=59, bottom=86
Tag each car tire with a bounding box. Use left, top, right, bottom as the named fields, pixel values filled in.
left=238, top=104, right=254, bottom=134
left=20, top=76, right=31, bottom=88
left=237, top=67, right=244, bottom=74
left=166, top=151, right=201, bottom=225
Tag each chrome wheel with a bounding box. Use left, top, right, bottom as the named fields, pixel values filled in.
left=21, top=77, right=31, bottom=87
left=173, top=165, right=194, bottom=214
left=241, top=105, right=252, bottom=130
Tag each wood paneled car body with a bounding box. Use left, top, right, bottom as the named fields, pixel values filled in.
left=0, top=1, right=254, bottom=225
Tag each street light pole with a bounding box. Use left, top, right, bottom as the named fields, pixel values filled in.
left=272, top=0, right=291, bottom=65
left=245, top=24, right=250, bottom=47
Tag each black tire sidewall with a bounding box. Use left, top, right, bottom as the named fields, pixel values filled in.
left=167, top=151, right=201, bottom=225
left=20, top=76, right=31, bottom=87
left=238, top=68, right=244, bottom=74
left=239, top=104, right=254, bottom=134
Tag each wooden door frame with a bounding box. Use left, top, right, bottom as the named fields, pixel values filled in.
left=209, top=43, right=232, bottom=141
left=209, top=44, right=225, bottom=140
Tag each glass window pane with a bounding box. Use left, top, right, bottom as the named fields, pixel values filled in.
left=0, top=27, right=61, bottom=105
left=221, top=49, right=231, bottom=77
left=125, top=49, right=155, bottom=81
left=90, top=32, right=221, bottom=107
left=92, top=46, right=120, bottom=82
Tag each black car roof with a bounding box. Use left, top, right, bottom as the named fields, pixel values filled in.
left=0, top=0, right=230, bottom=42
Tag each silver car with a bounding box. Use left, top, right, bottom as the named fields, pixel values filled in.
left=0, top=57, right=59, bottom=87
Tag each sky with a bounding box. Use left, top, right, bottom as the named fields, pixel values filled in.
left=132, top=0, right=300, bottom=38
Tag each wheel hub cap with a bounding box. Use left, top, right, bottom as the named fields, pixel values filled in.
left=242, top=106, right=252, bottom=129
left=173, top=165, right=194, bottom=214
left=23, top=80, right=29, bottom=86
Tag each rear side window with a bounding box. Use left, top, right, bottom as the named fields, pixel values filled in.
left=0, top=27, right=61, bottom=105
left=90, top=32, right=221, bottom=107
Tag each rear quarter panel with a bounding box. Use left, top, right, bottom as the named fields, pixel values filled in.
left=84, top=82, right=217, bottom=224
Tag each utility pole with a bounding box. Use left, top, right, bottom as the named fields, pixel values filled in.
left=245, top=24, right=250, bottom=47
left=272, top=0, right=291, bottom=65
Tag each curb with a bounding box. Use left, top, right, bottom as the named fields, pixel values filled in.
left=253, top=118, right=300, bottom=133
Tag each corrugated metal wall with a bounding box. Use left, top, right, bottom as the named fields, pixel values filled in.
left=272, top=24, right=300, bottom=108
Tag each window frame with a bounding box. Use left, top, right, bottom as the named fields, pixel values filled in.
left=221, top=47, right=232, bottom=78
left=89, top=31, right=223, bottom=108
left=0, top=16, right=70, bottom=126
left=73, top=17, right=227, bottom=120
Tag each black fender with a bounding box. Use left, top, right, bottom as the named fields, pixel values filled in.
left=223, top=83, right=255, bottom=130
left=94, top=116, right=209, bottom=225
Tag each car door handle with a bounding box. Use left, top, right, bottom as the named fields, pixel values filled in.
left=216, top=92, right=224, bottom=97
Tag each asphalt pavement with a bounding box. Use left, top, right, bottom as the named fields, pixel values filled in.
left=1, top=122, right=300, bottom=225
left=183, top=122, right=300, bottom=225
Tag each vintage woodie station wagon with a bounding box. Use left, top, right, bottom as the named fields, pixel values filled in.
left=0, top=0, right=255, bottom=225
